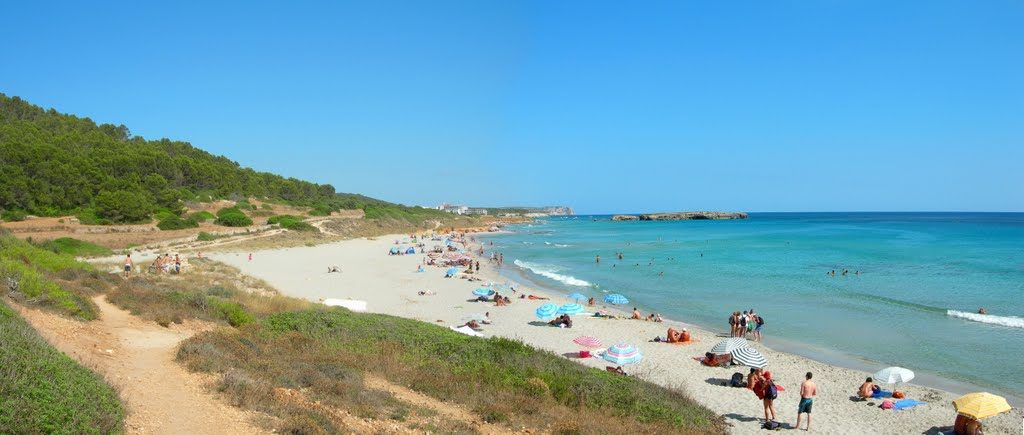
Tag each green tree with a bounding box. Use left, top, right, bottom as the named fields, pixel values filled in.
left=94, top=190, right=153, bottom=223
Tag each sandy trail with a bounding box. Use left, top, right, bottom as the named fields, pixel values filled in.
left=14, top=296, right=266, bottom=435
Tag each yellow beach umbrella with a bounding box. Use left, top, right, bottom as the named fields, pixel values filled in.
left=953, top=392, right=1012, bottom=420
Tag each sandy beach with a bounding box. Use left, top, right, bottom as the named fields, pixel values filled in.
left=210, top=234, right=1023, bottom=434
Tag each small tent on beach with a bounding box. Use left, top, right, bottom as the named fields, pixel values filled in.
left=405, top=246, right=416, bottom=255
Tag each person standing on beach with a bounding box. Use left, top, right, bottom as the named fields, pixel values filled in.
left=248, top=253, right=252, bottom=262
left=728, top=312, right=738, bottom=337
left=123, top=254, right=133, bottom=278
left=796, top=372, right=817, bottom=431
left=760, top=371, right=778, bottom=423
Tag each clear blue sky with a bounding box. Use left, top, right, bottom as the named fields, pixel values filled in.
left=3, top=1, right=1022, bottom=213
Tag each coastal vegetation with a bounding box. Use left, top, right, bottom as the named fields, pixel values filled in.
left=178, top=308, right=723, bottom=434
left=266, top=215, right=316, bottom=232
left=0, top=233, right=101, bottom=319
left=0, top=94, right=464, bottom=225
left=35, top=237, right=112, bottom=257
left=0, top=300, right=124, bottom=433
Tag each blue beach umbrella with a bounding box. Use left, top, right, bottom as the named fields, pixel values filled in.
left=603, top=343, right=643, bottom=365
left=445, top=267, right=459, bottom=277
left=535, top=303, right=559, bottom=319
left=557, top=303, right=585, bottom=315
left=604, top=294, right=629, bottom=305
left=567, top=292, right=587, bottom=301
left=473, top=287, right=495, bottom=298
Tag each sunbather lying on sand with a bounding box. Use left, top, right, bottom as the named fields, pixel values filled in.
left=521, top=294, right=549, bottom=300
left=463, top=320, right=481, bottom=330
left=417, top=290, right=435, bottom=296
left=666, top=327, right=691, bottom=343
left=701, top=352, right=732, bottom=367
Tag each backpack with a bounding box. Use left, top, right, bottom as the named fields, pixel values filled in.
left=757, top=315, right=765, bottom=326
left=767, top=381, right=778, bottom=400
left=762, top=420, right=782, bottom=430
left=730, top=372, right=745, bottom=387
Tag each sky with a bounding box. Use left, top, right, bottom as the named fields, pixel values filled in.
left=2, top=1, right=1022, bottom=213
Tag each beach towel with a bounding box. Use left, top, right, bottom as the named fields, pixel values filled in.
left=872, top=389, right=893, bottom=399
left=892, top=399, right=924, bottom=410
left=449, top=325, right=484, bottom=337
left=667, top=339, right=700, bottom=345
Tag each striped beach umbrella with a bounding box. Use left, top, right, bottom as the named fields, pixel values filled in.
left=604, top=294, right=629, bottom=305
left=557, top=303, right=585, bottom=315
left=731, top=347, right=768, bottom=368
left=709, top=337, right=750, bottom=354
left=572, top=336, right=603, bottom=349
left=603, top=343, right=643, bottom=365
left=953, top=392, right=1012, bottom=420
left=535, top=303, right=559, bottom=319
left=567, top=292, right=587, bottom=301
left=472, top=287, right=495, bottom=297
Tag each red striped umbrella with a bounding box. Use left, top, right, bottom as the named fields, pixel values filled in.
left=573, top=336, right=603, bottom=348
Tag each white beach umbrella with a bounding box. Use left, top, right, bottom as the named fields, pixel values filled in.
left=709, top=337, right=750, bottom=354
left=873, top=366, right=915, bottom=391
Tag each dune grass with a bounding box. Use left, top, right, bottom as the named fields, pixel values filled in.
left=0, top=235, right=99, bottom=319
left=35, top=237, right=113, bottom=257
left=179, top=308, right=724, bottom=434
left=0, top=299, right=124, bottom=433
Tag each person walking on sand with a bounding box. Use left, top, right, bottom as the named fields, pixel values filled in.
left=123, top=254, right=133, bottom=278
left=796, top=372, right=817, bottom=431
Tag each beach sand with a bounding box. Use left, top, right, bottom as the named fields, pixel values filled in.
left=211, top=235, right=1022, bottom=434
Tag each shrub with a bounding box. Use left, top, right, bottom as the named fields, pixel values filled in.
left=74, top=208, right=110, bottom=225
left=307, top=204, right=333, bottom=216
left=157, top=215, right=199, bottom=231
left=0, top=300, right=124, bottom=433
left=215, top=207, right=253, bottom=227
left=187, top=210, right=216, bottom=222
left=211, top=299, right=256, bottom=327
left=267, top=215, right=316, bottom=232
left=1, top=209, right=28, bottom=222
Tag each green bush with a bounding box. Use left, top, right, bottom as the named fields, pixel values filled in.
left=211, top=299, right=255, bottom=327
left=0, top=236, right=98, bottom=319
left=307, top=204, right=333, bottom=216
left=94, top=190, right=154, bottom=223
left=74, top=208, right=110, bottom=225
left=1, top=209, right=28, bottom=222
left=157, top=215, right=199, bottom=231
left=215, top=207, right=252, bottom=227
left=187, top=210, right=216, bottom=222
left=267, top=215, right=316, bottom=232
left=36, top=237, right=113, bottom=257
left=0, top=300, right=124, bottom=433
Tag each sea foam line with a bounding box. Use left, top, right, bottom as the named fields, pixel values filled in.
left=513, top=260, right=592, bottom=287
left=947, top=310, right=1024, bottom=329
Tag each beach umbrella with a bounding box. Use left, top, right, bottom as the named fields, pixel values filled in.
left=445, top=267, right=459, bottom=277
left=731, top=347, right=768, bottom=368
left=873, top=367, right=915, bottom=384
left=572, top=336, right=603, bottom=349
left=953, top=392, right=1012, bottom=420
left=709, top=337, right=750, bottom=354
left=535, top=303, right=558, bottom=319
left=604, top=294, right=629, bottom=305
left=567, top=292, right=587, bottom=301
left=557, top=303, right=585, bottom=315
left=472, top=287, right=495, bottom=298
left=603, top=343, right=643, bottom=365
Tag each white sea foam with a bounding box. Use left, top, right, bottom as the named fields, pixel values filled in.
left=554, top=244, right=571, bottom=248
left=947, top=310, right=1024, bottom=329
left=513, top=260, right=592, bottom=287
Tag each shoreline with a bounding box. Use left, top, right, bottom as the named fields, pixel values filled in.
left=210, top=233, right=1022, bottom=434
left=489, top=247, right=1024, bottom=408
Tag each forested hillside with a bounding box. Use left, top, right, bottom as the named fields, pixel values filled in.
left=0, top=94, right=423, bottom=223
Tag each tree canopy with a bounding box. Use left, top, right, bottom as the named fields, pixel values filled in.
left=0, top=94, right=428, bottom=223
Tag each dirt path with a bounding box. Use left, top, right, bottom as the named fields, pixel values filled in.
left=14, top=296, right=267, bottom=435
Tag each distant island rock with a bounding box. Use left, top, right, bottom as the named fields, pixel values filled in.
left=613, top=211, right=747, bottom=221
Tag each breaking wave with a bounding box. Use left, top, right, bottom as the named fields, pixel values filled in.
left=947, top=310, right=1024, bottom=329
left=513, top=260, right=592, bottom=287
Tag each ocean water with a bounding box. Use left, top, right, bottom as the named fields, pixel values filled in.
left=482, top=213, right=1024, bottom=400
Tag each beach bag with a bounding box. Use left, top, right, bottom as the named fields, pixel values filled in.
left=757, top=315, right=765, bottom=326
left=880, top=399, right=894, bottom=409
left=730, top=372, right=745, bottom=387
left=579, top=350, right=591, bottom=358
left=767, top=381, right=778, bottom=400
left=762, top=420, right=782, bottom=430
left=892, top=391, right=905, bottom=399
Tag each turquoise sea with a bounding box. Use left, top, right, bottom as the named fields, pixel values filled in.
left=482, top=213, right=1024, bottom=401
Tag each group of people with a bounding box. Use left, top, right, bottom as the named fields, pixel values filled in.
left=629, top=307, right=664, bottom=322
left=548, top=313, right=572, bottom=328
left=728, top=309, right=764, bottom=341
left=151, top=253, right=183, bottom=274
left=827, top=269, right=859, bottom=276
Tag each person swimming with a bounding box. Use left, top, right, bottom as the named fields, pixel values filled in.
left=978, top=307, right=988, bottom=315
